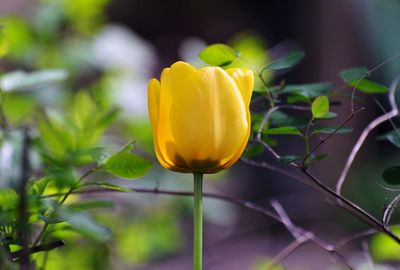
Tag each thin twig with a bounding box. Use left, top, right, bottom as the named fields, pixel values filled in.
left=336, top=72, right=400, bottom=195
left=334, top=228, right=377, bottom=249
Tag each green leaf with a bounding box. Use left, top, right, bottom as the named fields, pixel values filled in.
left=279, top=155, right=301, bottom=163
left=340, top=67, right=388, bottom=94
left=348, top=79, right=388, bottom=94
left=376, top=130, right=400, bottom=148
left=311, top=96, right=329, bottom=118
left=340, top=66, right=368, bottom=83
left=382, top=166, right=400, bottom=185
left=102, top=152, right=152, bottom=180
left=0, top=69, right=68, bottom=92
left=269, top=111, right=308, bottom=128
left=199, top=44, right=238, bottom=67
left=313, top=125, right=353, bottom=134
left=264, top=50, right=305, bottom=70
left=282, top=82, right=335, bottom=98
left=287, top=93, right=310, bottom=104
left=59, top=208, right=111, bottom=242
left=95, top=182, right=132, bottom=193
left=243, top=144, right=264, bottom=158
left=310, top=153, right=328, bottom=161
left=265, top=126, right=303, bottom=136
left=321, top=111, right=337, bottom=119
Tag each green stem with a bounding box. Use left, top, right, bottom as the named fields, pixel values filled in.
left=193, top=173, right=203, bottom=270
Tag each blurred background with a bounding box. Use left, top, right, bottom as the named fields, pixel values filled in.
left=1, top=0, right=400, bottom=269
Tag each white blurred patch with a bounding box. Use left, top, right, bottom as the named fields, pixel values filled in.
left=178, top=37, right=207, bottom=68
left=92, top=24, right=157, bottom=117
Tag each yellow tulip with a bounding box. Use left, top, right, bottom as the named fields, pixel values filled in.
left=148, top=61, right=254, bottom=174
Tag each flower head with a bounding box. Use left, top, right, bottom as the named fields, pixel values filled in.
left=148, top=61, right=253, bottom=173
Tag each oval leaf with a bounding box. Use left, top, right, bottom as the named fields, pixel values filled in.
left=264, top=50, right=305, bottom=70
left=382, top=166, right=400, bottom=185
left=103, top=152, right=152, bottom=180
left=340, top=66, right=368, bottom=83
left=311, top=96, right=329, bottom=118
left=340, top=67, right=388, bottom=94
left=199, top=44, right=238, bottom=67
left=313, top=125, right=353, bottom=134
left=349, top=79, right=388, bottom=94
left=264, top=126, right=303, bottom=136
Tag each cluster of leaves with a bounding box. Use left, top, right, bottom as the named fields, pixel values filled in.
left=199, top=43, right=392, bottom=167
left=0, top=70, right=153, bottom=265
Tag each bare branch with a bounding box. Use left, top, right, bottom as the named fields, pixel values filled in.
left=336, top=72, right=400, bottom=195
left=335, top=228, right=377, bottom=249
left=271, top=199, right=308, bottom=241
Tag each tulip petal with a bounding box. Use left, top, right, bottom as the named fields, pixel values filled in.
left=169, top=67, right=249, bottom=172
left=148, top=78, right=175, bottom=170
left=148, top=78, right=160, bottom=131
left=226, top=68, right=254, bottom=106
left=156, top=67, right=192, bottom=171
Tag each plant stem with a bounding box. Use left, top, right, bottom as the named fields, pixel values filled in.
left=193, top=173, right=203, bottom=270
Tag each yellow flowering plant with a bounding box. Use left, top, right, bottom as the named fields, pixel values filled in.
left=148, top=61, right=254, bottom=269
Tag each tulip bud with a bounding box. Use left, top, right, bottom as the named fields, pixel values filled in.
left=148, top=61, right=253, bottom=173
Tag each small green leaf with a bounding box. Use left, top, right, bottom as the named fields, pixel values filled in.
left=95, top=182, right=132, bottom=193
left=199, top=44, right=238, bottom=67
left=340, top=67, right=388, bottom=94
left=348, top=79, right=388, bottom=94
left=103, top=152, right=152, bottom=180
left=282, top=82, right=335, bottom=98
left=382, top=166, right=400, bottom=185
left=287, top=93, right=310, bottom=104
left=59, top=208, right=111, bottom=242
left=376, top=130, right=400, bottom=148
left=269, top=111, right=308, bottom=128
left=321, top=111, right=337, bottom=119
left=279, top=155, right=301, bottom=163
left=340, top=66, right=368, bottom=83
left=265, top=126, right=303, bottom=136
left=243, top=144, right=264, bottom=158
left=313, top=126, right=353, bottom=134
left=310, top=153, right=328, bottom=161
left=264, top=50, right=305, bottom=70
left=311, top=96, right=329, bottom=118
